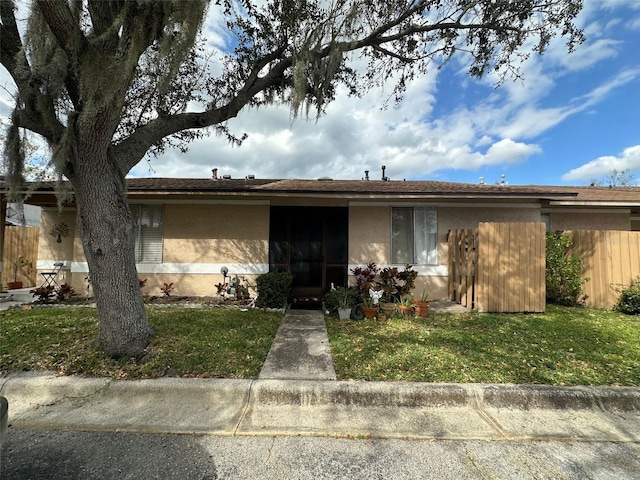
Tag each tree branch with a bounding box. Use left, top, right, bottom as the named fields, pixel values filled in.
left=0, top=1, right=64, bottom=144
left=0, top=0, right=22, bottom=76
left=113, top=53, right=293, bottom=172
left=35, top=0, right=87, bottom=58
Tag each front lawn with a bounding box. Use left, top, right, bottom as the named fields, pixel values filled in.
left=326, top=305, right=640, bottom=386
left=0, top=307, right=282, bottom=379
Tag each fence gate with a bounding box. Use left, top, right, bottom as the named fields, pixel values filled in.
left=448, top=228, right=476, bottom=309
left=448, top=222, right=545, bottom=313
left=2, top=226, right=40, bottom=288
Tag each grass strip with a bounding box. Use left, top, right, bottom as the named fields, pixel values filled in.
left=0, top=307, right=282, bottom=379
left=326, top=305, right=640, bottom=386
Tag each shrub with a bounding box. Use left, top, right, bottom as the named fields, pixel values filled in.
left=56, top=283, right=75, bottom=301
left=255, top=271, right=293, bottom=309
left=351, top=261, right=379, bottom=303
left=615, top=277, right=640, bottom=315
left=545, top=232, right=588, bottom=306
left=377, top=264, right=417, bottom=302
left=30, top=285, right=55, bottom=302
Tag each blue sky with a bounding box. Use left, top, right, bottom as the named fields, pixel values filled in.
left=135, top=0, right=640, bottom=186
left=2, top=1, right=640, bottom=187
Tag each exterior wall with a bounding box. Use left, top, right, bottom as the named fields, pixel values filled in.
left=162, top=204, right=269, bottom=265
left=549, top=211, right=630, bottom=231
left=347, top=204, right=539, bottom=300
left=348, top=206, right=390, bottom=265
left=37, top=203, right=269, bottom=297
left=37, top=209, right=77, bottom=288
left=35, top=198, right=634, bottom=300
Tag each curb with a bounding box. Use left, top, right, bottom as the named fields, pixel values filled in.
left=2, top=373, right=639, bottom=441
left=248, top=379, right=640, bottom=411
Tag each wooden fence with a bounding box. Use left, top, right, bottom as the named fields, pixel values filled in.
left=567, top=230, right=640, bottom=308
left=448, top=222, right=546, bottom=313
left=448, top=228, right=476, bottom=309
left=2, top=226, right=39, bottom=288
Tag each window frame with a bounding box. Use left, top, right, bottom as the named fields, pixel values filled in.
left=131, top=203, right=164, bottom=264
left=391, top=206, right=438, bottom=265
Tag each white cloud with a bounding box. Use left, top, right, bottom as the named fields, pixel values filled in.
left=562, top=145, right=640, bottom=181
left=557, top=38, right=621, bottom=71
left=628, top=17, right=640, bottom=30
left=5, top=0, right=640, bottom=187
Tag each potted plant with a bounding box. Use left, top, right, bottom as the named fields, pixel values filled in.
left=378, top=266, right=399, bottom=317
left=379, top=301, right=397, bottom=318
left=398, top=294, right=414, bottom=316
left=323, top=287, right=356, bottom=320
left=359, top=288, right=382, bottom=319
left=414, top=283, right=431, bottom=317
left=8, top=256, right=32, bottom=290
left=360, top=296, right=379, bottom=319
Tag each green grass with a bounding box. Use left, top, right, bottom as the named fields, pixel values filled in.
left=326, top=305, right=640, bottom=386
left=3, top=305, right=639, bottom=386
left=0, top=307, right=282, bottom=379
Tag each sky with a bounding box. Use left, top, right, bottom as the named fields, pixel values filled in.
left=2, top=1, right=640, bottom=187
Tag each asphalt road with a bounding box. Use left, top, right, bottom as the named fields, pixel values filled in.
left=2, top=428, right=639, bottom=480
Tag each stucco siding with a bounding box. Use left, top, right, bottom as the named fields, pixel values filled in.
left=163, top=204, right=269, bottom=264
left=550, top=212, right=630, bottom=231
left=349, top=206, right=390, bottom=265
left=38, top=209, right=77, bottom=263
left=138, top=273, right=261, bottom=297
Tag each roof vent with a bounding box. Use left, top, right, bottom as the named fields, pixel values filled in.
left=246, top=174, right=255, bottom=180
left=381, top=165, right=389, bottom=181
left=317, top=176, right=333, bottom=181
left=363, top=170, right=370, bottom=181
left=495, top=174, right=508, bottom=186
left=222, top=174, right=232, bottom=180
left=479, top=177, right=485, bottom=185
left=212, top=168, right=218, bottom=180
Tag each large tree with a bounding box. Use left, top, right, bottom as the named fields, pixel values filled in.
left=1, top=0, right=584, bottom=358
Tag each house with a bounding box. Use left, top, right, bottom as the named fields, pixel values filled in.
left=7, top=176, right=640, bottom=303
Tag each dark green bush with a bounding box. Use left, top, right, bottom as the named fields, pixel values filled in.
left=255, top=271, right=293, bottom=309
left=615, top=277, right=640, bottom=315
left=545, top=232, right=589, bottom=306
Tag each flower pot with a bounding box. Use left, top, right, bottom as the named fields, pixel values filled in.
left=7, top=281, right=23, bottom=290
left=414, top=301, right=429, bottom=317
left=338, top=307, right=352, bottom=320
left=398, top=304, right=414, bottom=316
left=360, top=305, right=378, bottom=319
left=379, top=302, right=396, bottom=318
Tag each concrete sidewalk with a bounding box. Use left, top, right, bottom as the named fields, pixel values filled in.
left=1, top=372, right=639, bottom=442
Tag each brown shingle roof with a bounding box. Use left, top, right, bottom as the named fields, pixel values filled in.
left=124, top=177, right=579, bottom=198
left=9, top=177, right=640, bottom=205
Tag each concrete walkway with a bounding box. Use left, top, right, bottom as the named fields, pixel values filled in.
left=259, top=310, right=336, bottom=381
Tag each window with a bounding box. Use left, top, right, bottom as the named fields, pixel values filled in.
left=131, top=204, right=164, bottom=263
left=392, top=207, right=437, bottom=265
left=541, top=213, right=551, bottom=232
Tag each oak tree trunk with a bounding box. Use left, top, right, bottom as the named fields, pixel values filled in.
left=73, top=130, right=153, bottom=359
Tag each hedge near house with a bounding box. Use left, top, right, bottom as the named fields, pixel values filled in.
left=255, top=271, right=293, bottom=309
left=545, top=232, right=589, bottom=306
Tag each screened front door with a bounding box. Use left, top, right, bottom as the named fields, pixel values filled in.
left=269, top=206, right=348, bottom=305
